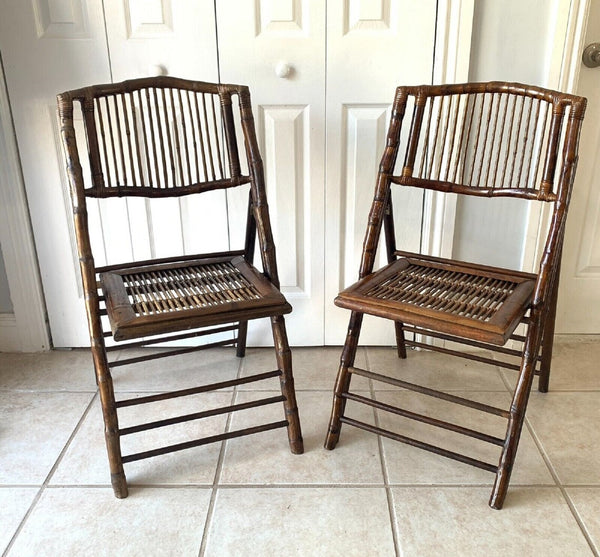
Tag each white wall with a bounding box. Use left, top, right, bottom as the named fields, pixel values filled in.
left=453, top=0, right=556, bottom=269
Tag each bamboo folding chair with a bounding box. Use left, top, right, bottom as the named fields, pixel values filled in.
left=325, top=82, right=586, bottom=509
left=57, top=76, right=303, bottom=498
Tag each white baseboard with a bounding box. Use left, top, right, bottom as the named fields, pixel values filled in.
left=0, top=313, right=20, bottom=352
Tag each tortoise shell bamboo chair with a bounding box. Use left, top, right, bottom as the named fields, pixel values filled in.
left=57, top=76, right=303, bottom=498
left=325, top=82, right=586, bottom=509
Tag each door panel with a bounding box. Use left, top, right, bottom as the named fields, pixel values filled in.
left=261, top=105, right=308, bottom=291
left=557, top=0, right=600, bottom=332
left=324, top=0, right=438, bottom=344
left=216, top=0, right=326, bottom=345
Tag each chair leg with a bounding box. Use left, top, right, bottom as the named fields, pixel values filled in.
left=270, top=315, right=304, bottom=454
left=489, top=323, right=542, bottom=509
left=394, top=321, right=407, bottom=359
left=236, top=320, right=248, bottom=358
left=538, top=319, right=555, bottom=393
left=325, top=311, right=364, bottom=450
left=91, top=342, right=128, bottom=498
left=537, top=283, right=559, bottom=393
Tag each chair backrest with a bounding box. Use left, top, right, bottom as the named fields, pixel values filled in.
left=361, top=82, right=586, bottom=299
left=57, top=76, right=257, bottom=198
left=57, top=76, right=279, bottom=284
left=383, top=82, right=585, bottom=201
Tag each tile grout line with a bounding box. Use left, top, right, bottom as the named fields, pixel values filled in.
left=197, top=353, right=243, bottom=557
left=365, top=347, right=402, bottom=557
left=6, top=480, right=584, bottom=490
left=560, top=488, right=600, bottom=557
left=2, top=390, right=98, bottom=557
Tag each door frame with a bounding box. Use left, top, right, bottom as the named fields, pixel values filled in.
left=0, top=54, right=49, bottom=351
left=521, top=0, right=591, bottom=277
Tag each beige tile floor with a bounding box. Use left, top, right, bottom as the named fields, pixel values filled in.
left=0, top=337, right=599, bottom=556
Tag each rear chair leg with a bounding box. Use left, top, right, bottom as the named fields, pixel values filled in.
left=394, top=321, right=407, bottom=359
left=91, top=342, right=128, bottom=498
left=270, top=315, right=303, bottom=454
left=325, top=311, right=364, bottom=450
left=538, top=322, right=555, bottom=393
left=537, top=285, right=559, bottom=392
left=236, top=320, right=249, bottom=358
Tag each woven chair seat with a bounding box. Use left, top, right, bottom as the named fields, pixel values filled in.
left=335, top=253, right=536, bottom=345
left=101, top=255, right=291, bottom=341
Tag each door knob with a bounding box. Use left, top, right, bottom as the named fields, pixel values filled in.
left=275, top=61, right=293, bottom=78
left=582, top=43, right=600, bottom=68
left=149, top=64, right=168, bottom=76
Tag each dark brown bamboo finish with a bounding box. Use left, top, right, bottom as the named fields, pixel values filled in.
left=57, top=76, right=303, bottom=498
left=325, top=81, right=586, bottom=509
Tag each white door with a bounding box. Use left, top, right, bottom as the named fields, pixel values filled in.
left=218, top=0, right=441, bottom=345
left=216, top=0, right=326, bottom=346
left=556, top=0, right=600, bottom=332
left=0, top=0, right=112, bottom=347
left=0, top=0, right=222, bottom=347
left=324, top=0, right=438, bottom=344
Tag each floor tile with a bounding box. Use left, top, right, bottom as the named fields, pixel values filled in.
left=50, top=392, right=231, bottom=486
left=238, top=346, right=370, bottom=391
left=0, top=488, right=38, bottom=554
left=567, top=488, right=600, bottom=555
left=2, top=342, right=599, bottom=555
left=540, top=336, right=600, bottom=391
left=110, top=348, right=240, bottom=393
left=0, top=392, right=93, bottom=484
left=0, top=350, right=97, bottom=392
left=367, top=347, right=507, bottom=391
left=391, top=487, right=592, bottom=556
left=496, top=336, right=600, bottom=392
left=376, top=390, right=553, bottom=485
left=526, top=391, right=600, bottom=484
left=219, top=390, right=384, bottom=485
left=7, top=487, right=210, bottom=557
left=204, top=487, right=395, bottom=556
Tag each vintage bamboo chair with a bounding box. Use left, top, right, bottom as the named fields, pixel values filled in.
left=57, top=76, right=303, bottom=498
left=325, top=82, right=586, bottom=509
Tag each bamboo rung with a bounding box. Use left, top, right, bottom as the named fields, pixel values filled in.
left=105, top=324, right=239, bottom=352
left=119, top=395, right=286, bottom=436
left=343, top=392, right=505, bottom=446
left=116, top=369, right=282, bottom=408
left=109, top=338, right=236, bottom=367
left=121, top=421, right=289, bottom=463
left=349, top=366, right=510, bottom=418
left=340, top=416, right=498, bottom=473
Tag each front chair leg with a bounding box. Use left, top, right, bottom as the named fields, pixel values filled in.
left=270, top=315, right=303, bottom=454
left=489, top=329, right=541, bottom=509
left=325, top=311, right=364, bottom=450
left=91, top=342, right=128, bottom=498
